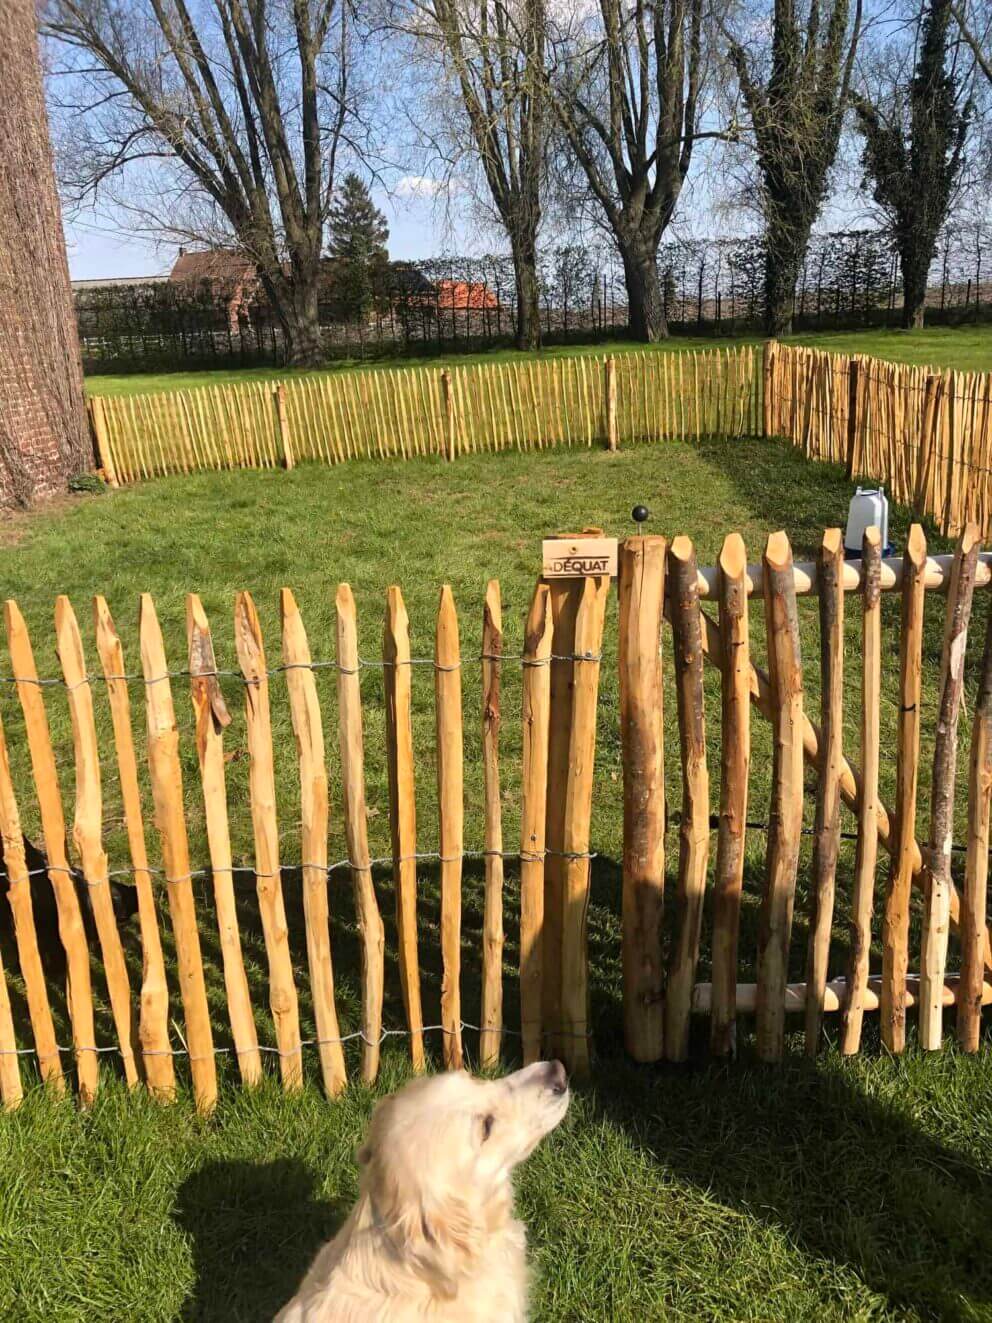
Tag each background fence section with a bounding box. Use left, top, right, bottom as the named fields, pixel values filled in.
left=90, top=347, right=759, bottom=485
left=75, top=225, right=992, bottom=373
left=2, top=529, right=992, bottom=1112
left=767, top=342, right=992, bottom=539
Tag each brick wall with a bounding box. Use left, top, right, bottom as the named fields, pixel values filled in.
left=0, top=0, right=90, bottom=509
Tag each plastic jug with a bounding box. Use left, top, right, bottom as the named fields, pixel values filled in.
left=844, top=487, right=889, bottom=558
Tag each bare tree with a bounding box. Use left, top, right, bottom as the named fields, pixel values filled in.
left=544, top=0, right=706, bottom=341
left=728, top=0, right=863, bottom=335
left=1, top=0, right=89, bottom=507
left=393, top=0, right=546, bottom=348
left=46, top=0, right=362, bottom=366
left=855, top=0, right=971, bottom=328
left=951, top=0, right=992, bottom=86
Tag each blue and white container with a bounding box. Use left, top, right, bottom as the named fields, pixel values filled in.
left=844, top=486, right=891, bottom=558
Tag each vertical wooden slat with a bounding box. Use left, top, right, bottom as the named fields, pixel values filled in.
left=711, top=532, right=750, bottom=1057
left=920, top=525, right=980, bottom=1050
left=138, top=594, right=216, bottom=1111
left=762, top=339, right=776, bottom=438
left=755, top=532, right=804, bottom=1062
left=958, top=600, right=992, bottom=1051
left=383, top=586, right=425, bottom=1072
left=55, top=597, right=139, bottom=1087
left=394, top=369, right=412, bottom=459
left=186, top=595, right=262, bottom=1086
left=5, top=601, right=98, bottom=1104
left=881, top=524, right=927, bottom=1052
left=480, top=580, right=504, bottom=1068
left=618, top=535, right=666, bottom=1063
left=93, top=597, right=174, bottom=1096
left=560, top=574, right=610, bottom=1078
left=543, top=581, right=581, bottom=1056
left=234, top=591, right=303, bottom=1087
left=841, top=527, right=882, bottom=1055
left=605, top=356, right=618, bottom=451
left=89, top=395, right=119, bottom=487
left=274, top=383, right=294, bottom=469
left=519, top=582, right=553, bottom=1066
left=804, top=529, right=844, bottom=1054
left=0, top=944, right=21, bottom=1107
left=435, top=585, right=464, bottom=1069
left=442, top=368, right=456, bottom=461
left=336, top=584, right=386, bottom=1083
left=665, top=538, right=709, bottom=1062
left=0, top=708, right=62, bottom=1090
left=280, top=588, right=348, bottom=1096
left=526, top=361, right=543, bottom=448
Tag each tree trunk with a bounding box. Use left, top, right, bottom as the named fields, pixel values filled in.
left=0, top=0, right=89, bottom=509
left=284, top=276, right=325, bottom=367
left=512, top=235, right=541, bottom=352
left=265, top=266, right=325, bottom=368
left=901, top=246, right=929, bottom=330
left=764, top=212, right=813, bottom=337
left=621, top=243, right=668, bottom=342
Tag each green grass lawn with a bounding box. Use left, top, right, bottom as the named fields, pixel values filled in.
left=6, top=1048, right=992, bottom=1321
left=3, top=425, right=992, bottom=1319
left=83, top=322, right=992, bottom=397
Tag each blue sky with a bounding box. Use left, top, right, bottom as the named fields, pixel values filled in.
left=64, top=183, right=468, bottom=280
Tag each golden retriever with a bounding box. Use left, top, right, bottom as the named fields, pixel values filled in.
left=275, top=1060, right=570, bottom=1322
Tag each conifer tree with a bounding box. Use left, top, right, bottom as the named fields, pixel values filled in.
left=326, top=175, right=390, bottom=322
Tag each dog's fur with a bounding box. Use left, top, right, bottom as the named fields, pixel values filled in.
left=275, top=1060, right=569, bottom=1322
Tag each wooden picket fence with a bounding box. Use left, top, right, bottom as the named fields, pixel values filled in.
left=87, top=347, right=760, bottom=484
left=2, top=525, right=992, bottom=1112
left=766, top=341, right=992, bottom=539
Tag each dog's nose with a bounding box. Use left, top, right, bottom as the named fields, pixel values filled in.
left=546, top=1060, right=568, bottom=1095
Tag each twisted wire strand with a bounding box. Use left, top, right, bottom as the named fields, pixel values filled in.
left=11, top=845, right=597, bottom=890
left=0, top=1020, right=593, bottom=1061
left=0, top=650, right=603, bottom=692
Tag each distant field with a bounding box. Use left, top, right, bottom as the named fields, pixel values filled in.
left=83, top=323, right=992, bottom=398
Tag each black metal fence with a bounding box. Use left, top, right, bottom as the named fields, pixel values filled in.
left=76, top=223, right=992, bottom=373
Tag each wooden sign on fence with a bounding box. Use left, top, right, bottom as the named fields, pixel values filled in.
left=542, top=536, right=618, bottom=578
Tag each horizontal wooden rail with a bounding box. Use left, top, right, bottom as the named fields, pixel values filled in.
left=694, top=552, right=992, bottom=601
left=692, top=975, right=992, bottom=1015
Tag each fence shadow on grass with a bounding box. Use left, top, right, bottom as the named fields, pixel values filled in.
left=588, top=1046, right=992, bottom=1320
left=174, top=1158, right=349, bottom=1322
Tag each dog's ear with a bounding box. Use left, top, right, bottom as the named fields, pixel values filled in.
left=366, top=1148, right=484, bottom=1299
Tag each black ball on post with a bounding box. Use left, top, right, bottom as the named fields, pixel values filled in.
left=631, top=505, right=650, bottom=525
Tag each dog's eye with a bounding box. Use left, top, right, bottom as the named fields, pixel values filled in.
left=481, top=1114, right=495, bottom=1142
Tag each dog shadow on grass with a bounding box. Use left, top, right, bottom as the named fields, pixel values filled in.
left=174, top=1159, right=348, bottom=1322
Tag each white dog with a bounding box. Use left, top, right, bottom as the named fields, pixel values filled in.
left=275, top=1060, right=570, bottom=1322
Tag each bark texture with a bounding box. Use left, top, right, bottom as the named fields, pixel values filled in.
left=0, top=0, right=89, bottom=508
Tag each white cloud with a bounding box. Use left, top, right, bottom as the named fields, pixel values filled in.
left=395, top=175, right=446, bottom=199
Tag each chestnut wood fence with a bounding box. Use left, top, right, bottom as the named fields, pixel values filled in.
left=766, top=341, right=992, bottom=539
left=87, top=347, right=759, bottom=484
left=90, top=343, right=992, bottom=548
left=2, top=527, right=992, bottom=1112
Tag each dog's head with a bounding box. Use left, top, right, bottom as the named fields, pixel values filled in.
left=358, top=1061, right=569, bottom=1296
